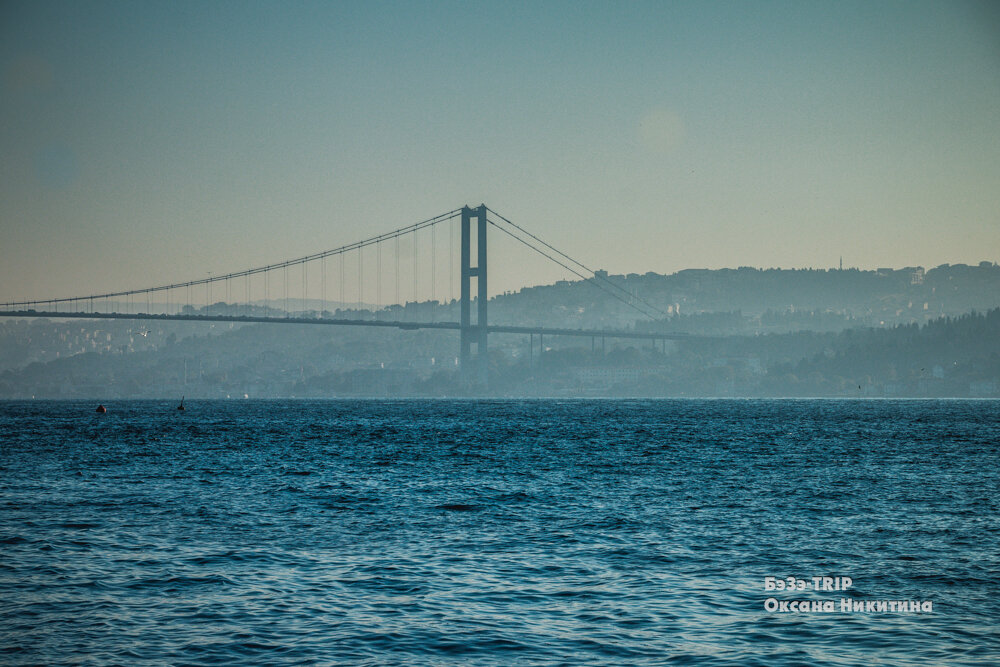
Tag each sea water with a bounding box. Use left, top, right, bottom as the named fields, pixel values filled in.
left=1, top=399, right=998, bottom=665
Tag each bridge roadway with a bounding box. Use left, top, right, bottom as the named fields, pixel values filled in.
left=0, top=310, right=691, bottom=342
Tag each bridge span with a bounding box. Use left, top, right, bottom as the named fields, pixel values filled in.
left=0, top=309, right=691, bottom=343
left=3, top=204, right=690, bottom=385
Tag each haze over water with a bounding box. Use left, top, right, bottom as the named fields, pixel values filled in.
left=2, top=399, right=998, bottom=665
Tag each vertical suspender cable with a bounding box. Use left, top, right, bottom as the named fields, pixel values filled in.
left=450, top=216, right=455, bottom=318
left=431, top=222, right=436, bottom=321
left=413, top=228, right=418, bottom=319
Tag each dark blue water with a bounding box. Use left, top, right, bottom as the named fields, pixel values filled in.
left=1, top=399, right=998, bottom=665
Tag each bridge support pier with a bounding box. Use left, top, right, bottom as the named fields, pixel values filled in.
left=460, top=205, right=488, bottom=388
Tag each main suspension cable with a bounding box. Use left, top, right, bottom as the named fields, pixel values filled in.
left=7, top=208, right=462, bottom=308
left=486, top=217, right=659, bottom=321
left=486, top=207, right=669, bottom=318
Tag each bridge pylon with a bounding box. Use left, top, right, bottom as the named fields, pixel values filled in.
left=460, top=204, right=488, bottom=387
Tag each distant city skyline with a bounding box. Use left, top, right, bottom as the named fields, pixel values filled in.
left=2, top=0, right=998, bottom=302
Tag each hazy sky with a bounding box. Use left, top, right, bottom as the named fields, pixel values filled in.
left=2, top=0, right=999, bottom=303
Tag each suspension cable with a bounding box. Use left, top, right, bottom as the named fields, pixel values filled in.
left=486, top=207, right=669, bottom=318
left=7, top=208, right=462, bottom=308
left=486, top=217, right=660, bottom=321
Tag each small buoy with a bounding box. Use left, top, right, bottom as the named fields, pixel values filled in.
left=96, top=404, right=107, bottom=413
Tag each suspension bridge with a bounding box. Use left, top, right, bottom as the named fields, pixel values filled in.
left=1, top=205, right=689, bottom=386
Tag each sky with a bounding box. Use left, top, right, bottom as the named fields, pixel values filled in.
left=2, top=0, right=999, bottom=304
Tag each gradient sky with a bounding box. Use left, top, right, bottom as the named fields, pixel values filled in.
left=2, top=0, right=999, bottom=303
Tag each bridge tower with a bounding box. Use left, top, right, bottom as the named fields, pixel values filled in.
left=460, top=204, right=488, bottom=386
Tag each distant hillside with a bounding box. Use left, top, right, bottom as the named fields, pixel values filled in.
left=494, top=261, right=1000, bottom=333
left=1, top=309, right=996, bottom=399
left=487, top=309, right=999, bottom=398
left=763, top=309, right=1000, bottom=397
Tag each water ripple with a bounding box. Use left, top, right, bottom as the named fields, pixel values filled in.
left=1, top=398, right=998, bottom=665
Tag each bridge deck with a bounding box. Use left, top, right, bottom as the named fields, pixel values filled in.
left=0, top=310, right=691, bottom=341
